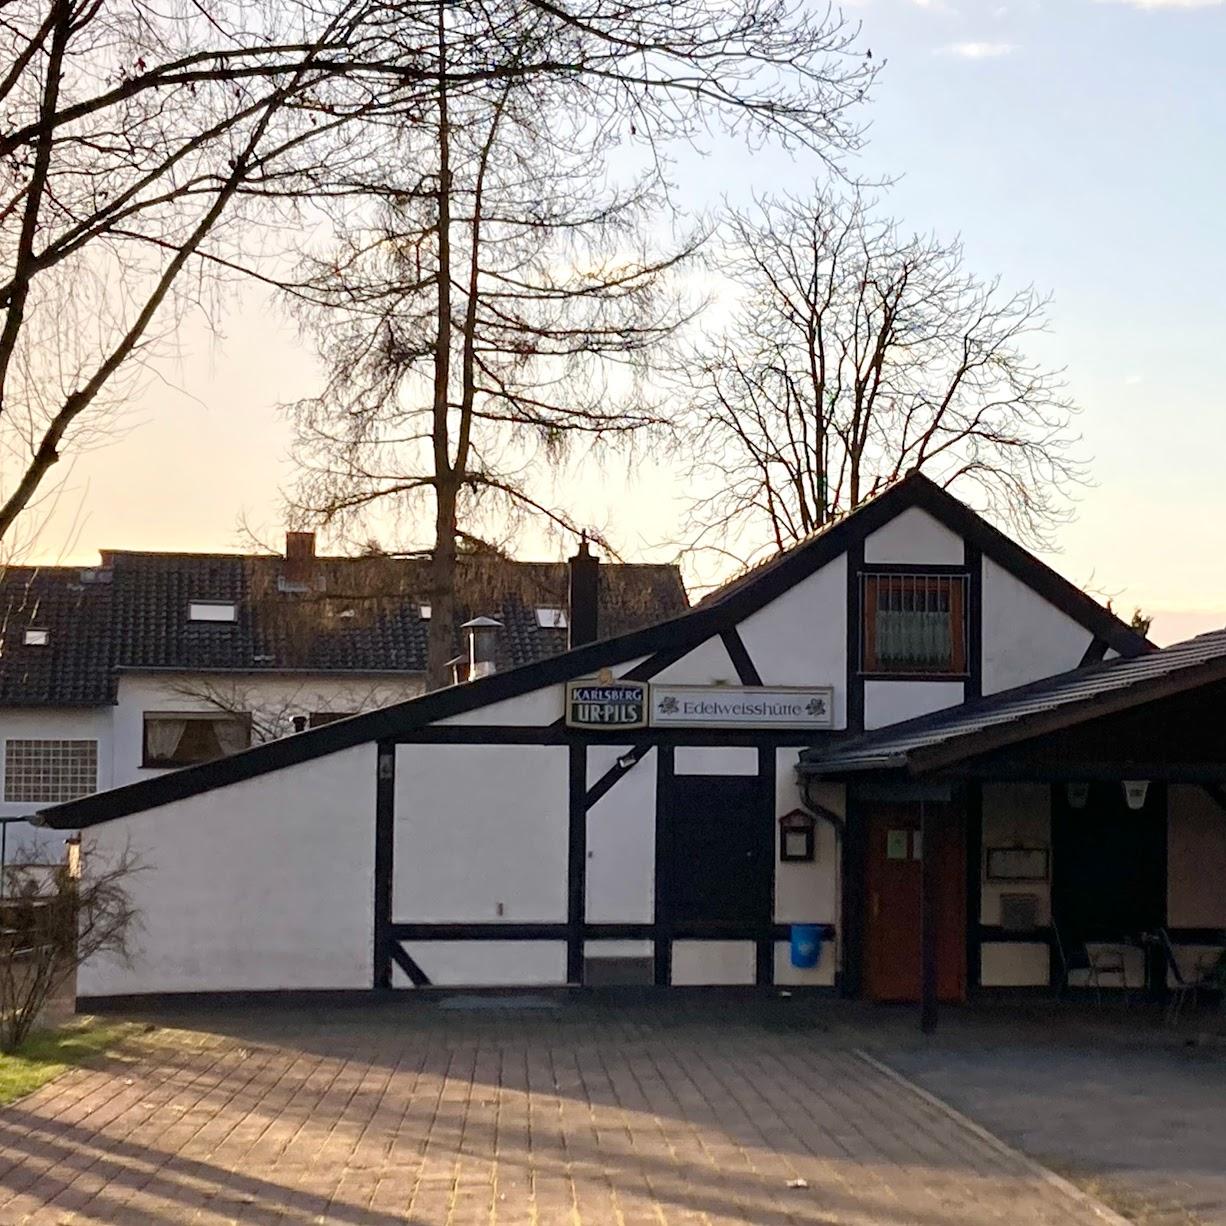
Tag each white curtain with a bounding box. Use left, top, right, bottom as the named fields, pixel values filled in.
left=145, top=718, right=186, bottom=762
left=212, top=719, right=249, bottom=757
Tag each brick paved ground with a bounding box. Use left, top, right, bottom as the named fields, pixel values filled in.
left=0, top=996, right=1126, bottom=1226
left=873, top=1001, right=1226, bottom=1226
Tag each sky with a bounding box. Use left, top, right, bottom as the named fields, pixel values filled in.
left=21, top=0, right=1226, bottom=646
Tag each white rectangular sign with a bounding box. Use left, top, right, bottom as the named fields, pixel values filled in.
left=648, top=685, right=835, bottom=730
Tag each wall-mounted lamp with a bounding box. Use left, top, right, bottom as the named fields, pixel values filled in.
left=617, top=751, right=638, bottom=770
left=779, top=809, right=817, bottom=862
left=1123, top=780, right=1149, bottom=811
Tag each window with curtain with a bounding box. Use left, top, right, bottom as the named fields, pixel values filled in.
left=143, top=714, right=251, bottom=767
left=861, top=573, right=968, bottom=676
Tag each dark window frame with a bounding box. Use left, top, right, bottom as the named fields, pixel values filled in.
left=860, top=571, right=969, bottom=679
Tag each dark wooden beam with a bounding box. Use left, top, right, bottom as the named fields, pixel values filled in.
left=920, top=799, right=938, bottom=1034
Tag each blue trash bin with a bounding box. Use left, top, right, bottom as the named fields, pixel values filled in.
left=790, top=923, right=822, bottom=969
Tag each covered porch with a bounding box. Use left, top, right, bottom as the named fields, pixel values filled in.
left=799, top=631, right=1226, bottom=1029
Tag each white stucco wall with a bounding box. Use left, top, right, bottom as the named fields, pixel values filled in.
left=650, top=636, right=739, bottom=686
left=77, top=744, right=376, bottom=996
left=864, top=507, right=965, bottom=565
left=585, top=745, right=655, bottom=923
left=981, top=559, right=1095, bottom=694
left=671, top=940, right=756, bottom=985
left=392, top=743, right=568, bottom=923
left=863, top=680, right=964, bottom=730
left=394, top=941, right=567, bottom=987
left=772, top=762, right=840, bottom=987
left=114, top=672, right=422, bottom=787
left=734, top=556, right=848, bottom=728
left=437, top=684, right=564, bottom=726
left=0, top=707, right=113, bottom=857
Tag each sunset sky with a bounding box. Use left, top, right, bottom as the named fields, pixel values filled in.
left=22, top=0, right=1226, bottom=646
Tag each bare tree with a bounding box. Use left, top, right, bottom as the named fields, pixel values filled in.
left=284, top=2, right=877, bottom=687
left=0, top=841, right=139, bottom=1051
left=685, top=187, right=1085, bottom=571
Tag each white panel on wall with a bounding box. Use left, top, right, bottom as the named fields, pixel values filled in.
left=437, top=685, right=564, bottom=726
left=584, top=939, right=652, bottom=958
left=981, top=558, right=1095, bottom=694
left=1167, top=785, right=1226, bottom=927
left=734, top=556, right=847, bottom=727
left=587, top=745, right=631, bottom=789
left=650, top=636, right=740, bottom=686
left=670, top=940, right=756, bottom=985
left=398, top=941, right=566, bottom=986
left=864, top=680, right=963, bottom=730
left=585, top=749, right=655, bottom=923
left=864, top=507, right=964, bottom=565
left=393, top=744, right=568, bottom=922
left=773, top=941, right=836, bottom=987
left=980, top=943, right=1050, bottom=987
left=674, top=746, right=759, bottom=776
left=77, top=745, right=377, bottom=996
left=980, top=783, right=1051, bottom=926
left=774, top=753, right=840, bottom=928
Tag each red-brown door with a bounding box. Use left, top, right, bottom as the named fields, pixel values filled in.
left=864, top=804, right=966, bottom=1003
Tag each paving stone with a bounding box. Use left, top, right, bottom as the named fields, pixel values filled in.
left=0, top=999, right=1134, bottom=1225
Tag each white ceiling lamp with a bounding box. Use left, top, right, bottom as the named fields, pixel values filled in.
left=1122, top=780, right=1149, bottom=811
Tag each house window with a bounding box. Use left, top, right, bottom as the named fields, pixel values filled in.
left=4, top=740, right=97, bottom=803
left=143, top=713, right=251, bottom=768
left=861, top=572, right=968, bottom=676
left=188, top=601, right=237, bottom=623
left=22, top=628, right=49, bottom=646
left=535, top=606, right=568, bottom=629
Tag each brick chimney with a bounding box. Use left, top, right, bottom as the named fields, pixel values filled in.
left=284, top=531, right=316, bottom=586
left=568, top=536, right=599, bottom=648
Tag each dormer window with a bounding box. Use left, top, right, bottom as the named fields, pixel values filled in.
left=535, top=606, right=568, bottom=629
left=23, top=628, right=49, bottom=646
left=420, top=604, right=432, bottom=620
left=188, top=600, right=237, bottom=623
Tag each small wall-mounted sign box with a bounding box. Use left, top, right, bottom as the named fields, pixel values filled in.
left=649, top=684, right=835, bottom=730
left=565, top=678, right=648, bottom=730
left=779, top=809, right=817, bottom=862
left=985, top=846, right=1049, bottom=882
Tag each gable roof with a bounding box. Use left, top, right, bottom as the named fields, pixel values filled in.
left=35, top=471, right=1151, bottom=830
left=0, top=551, right=687, bottom=707
left=798, top=628, right=1226, bottom=779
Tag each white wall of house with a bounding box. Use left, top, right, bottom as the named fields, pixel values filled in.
left=585, top=744, right=655, bottom=924
left=393, top=743, right=569, bottom=925
left=0, top=707, right=113, bottom=858
left=864, top=507, right=965, bottom=565
left=114, top=672, right=422, bottom=786
left=981, top=559, right=1094, bottom=695
left=979, top=782, right=1052, bottom=987
left=736, top=557, right=848, bottom=728
left=393, top=941, right=567, bottom=987
left=77, top=744, right=376, bottom=996
left=651, top=635, right=739, bottom=686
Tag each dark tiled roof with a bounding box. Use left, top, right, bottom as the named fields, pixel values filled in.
left=0, top=551, right=687, bottom=706
left=799, top=628, right=1226, bottom=776
left=0, top=567, right=115, bottom=705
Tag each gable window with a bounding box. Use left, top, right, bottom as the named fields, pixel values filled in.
left=143, top=713, right=250, bottom=768
left=4, top=739, right=97, bottom=803
left=188, top=601, right=237, bottom=623
left=861, top=572, right=968, bottom=676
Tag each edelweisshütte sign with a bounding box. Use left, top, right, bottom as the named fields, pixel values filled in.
left=648, top=685, right=835, bottom=730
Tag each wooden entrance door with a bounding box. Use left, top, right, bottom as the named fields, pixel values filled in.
left=864, top=804, right=966, bottom=1002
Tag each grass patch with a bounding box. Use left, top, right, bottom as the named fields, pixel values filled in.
left=0, top=1019, right=132, bottom=1106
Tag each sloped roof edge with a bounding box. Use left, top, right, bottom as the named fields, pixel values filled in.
left=37, top=472, right=1151, bottom=829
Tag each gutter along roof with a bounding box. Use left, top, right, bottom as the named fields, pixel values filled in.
left=799, top=628, right=1226, bottom=779
left=35, top=472, right=1151, bottom=830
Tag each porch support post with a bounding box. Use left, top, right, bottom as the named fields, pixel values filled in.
left=920, top=797, right=939, bottom=1033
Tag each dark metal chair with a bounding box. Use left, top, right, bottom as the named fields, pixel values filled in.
left=1052, top=921, right=1127, bottom=1002
left=1158, top=927, right=1220, bottom=1025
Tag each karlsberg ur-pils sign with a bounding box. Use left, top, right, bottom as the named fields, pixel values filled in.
left=565, top=677, right=649, bottom=730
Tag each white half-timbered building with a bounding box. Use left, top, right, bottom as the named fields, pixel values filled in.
left=31, top=473, right=1226, bottom=1016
